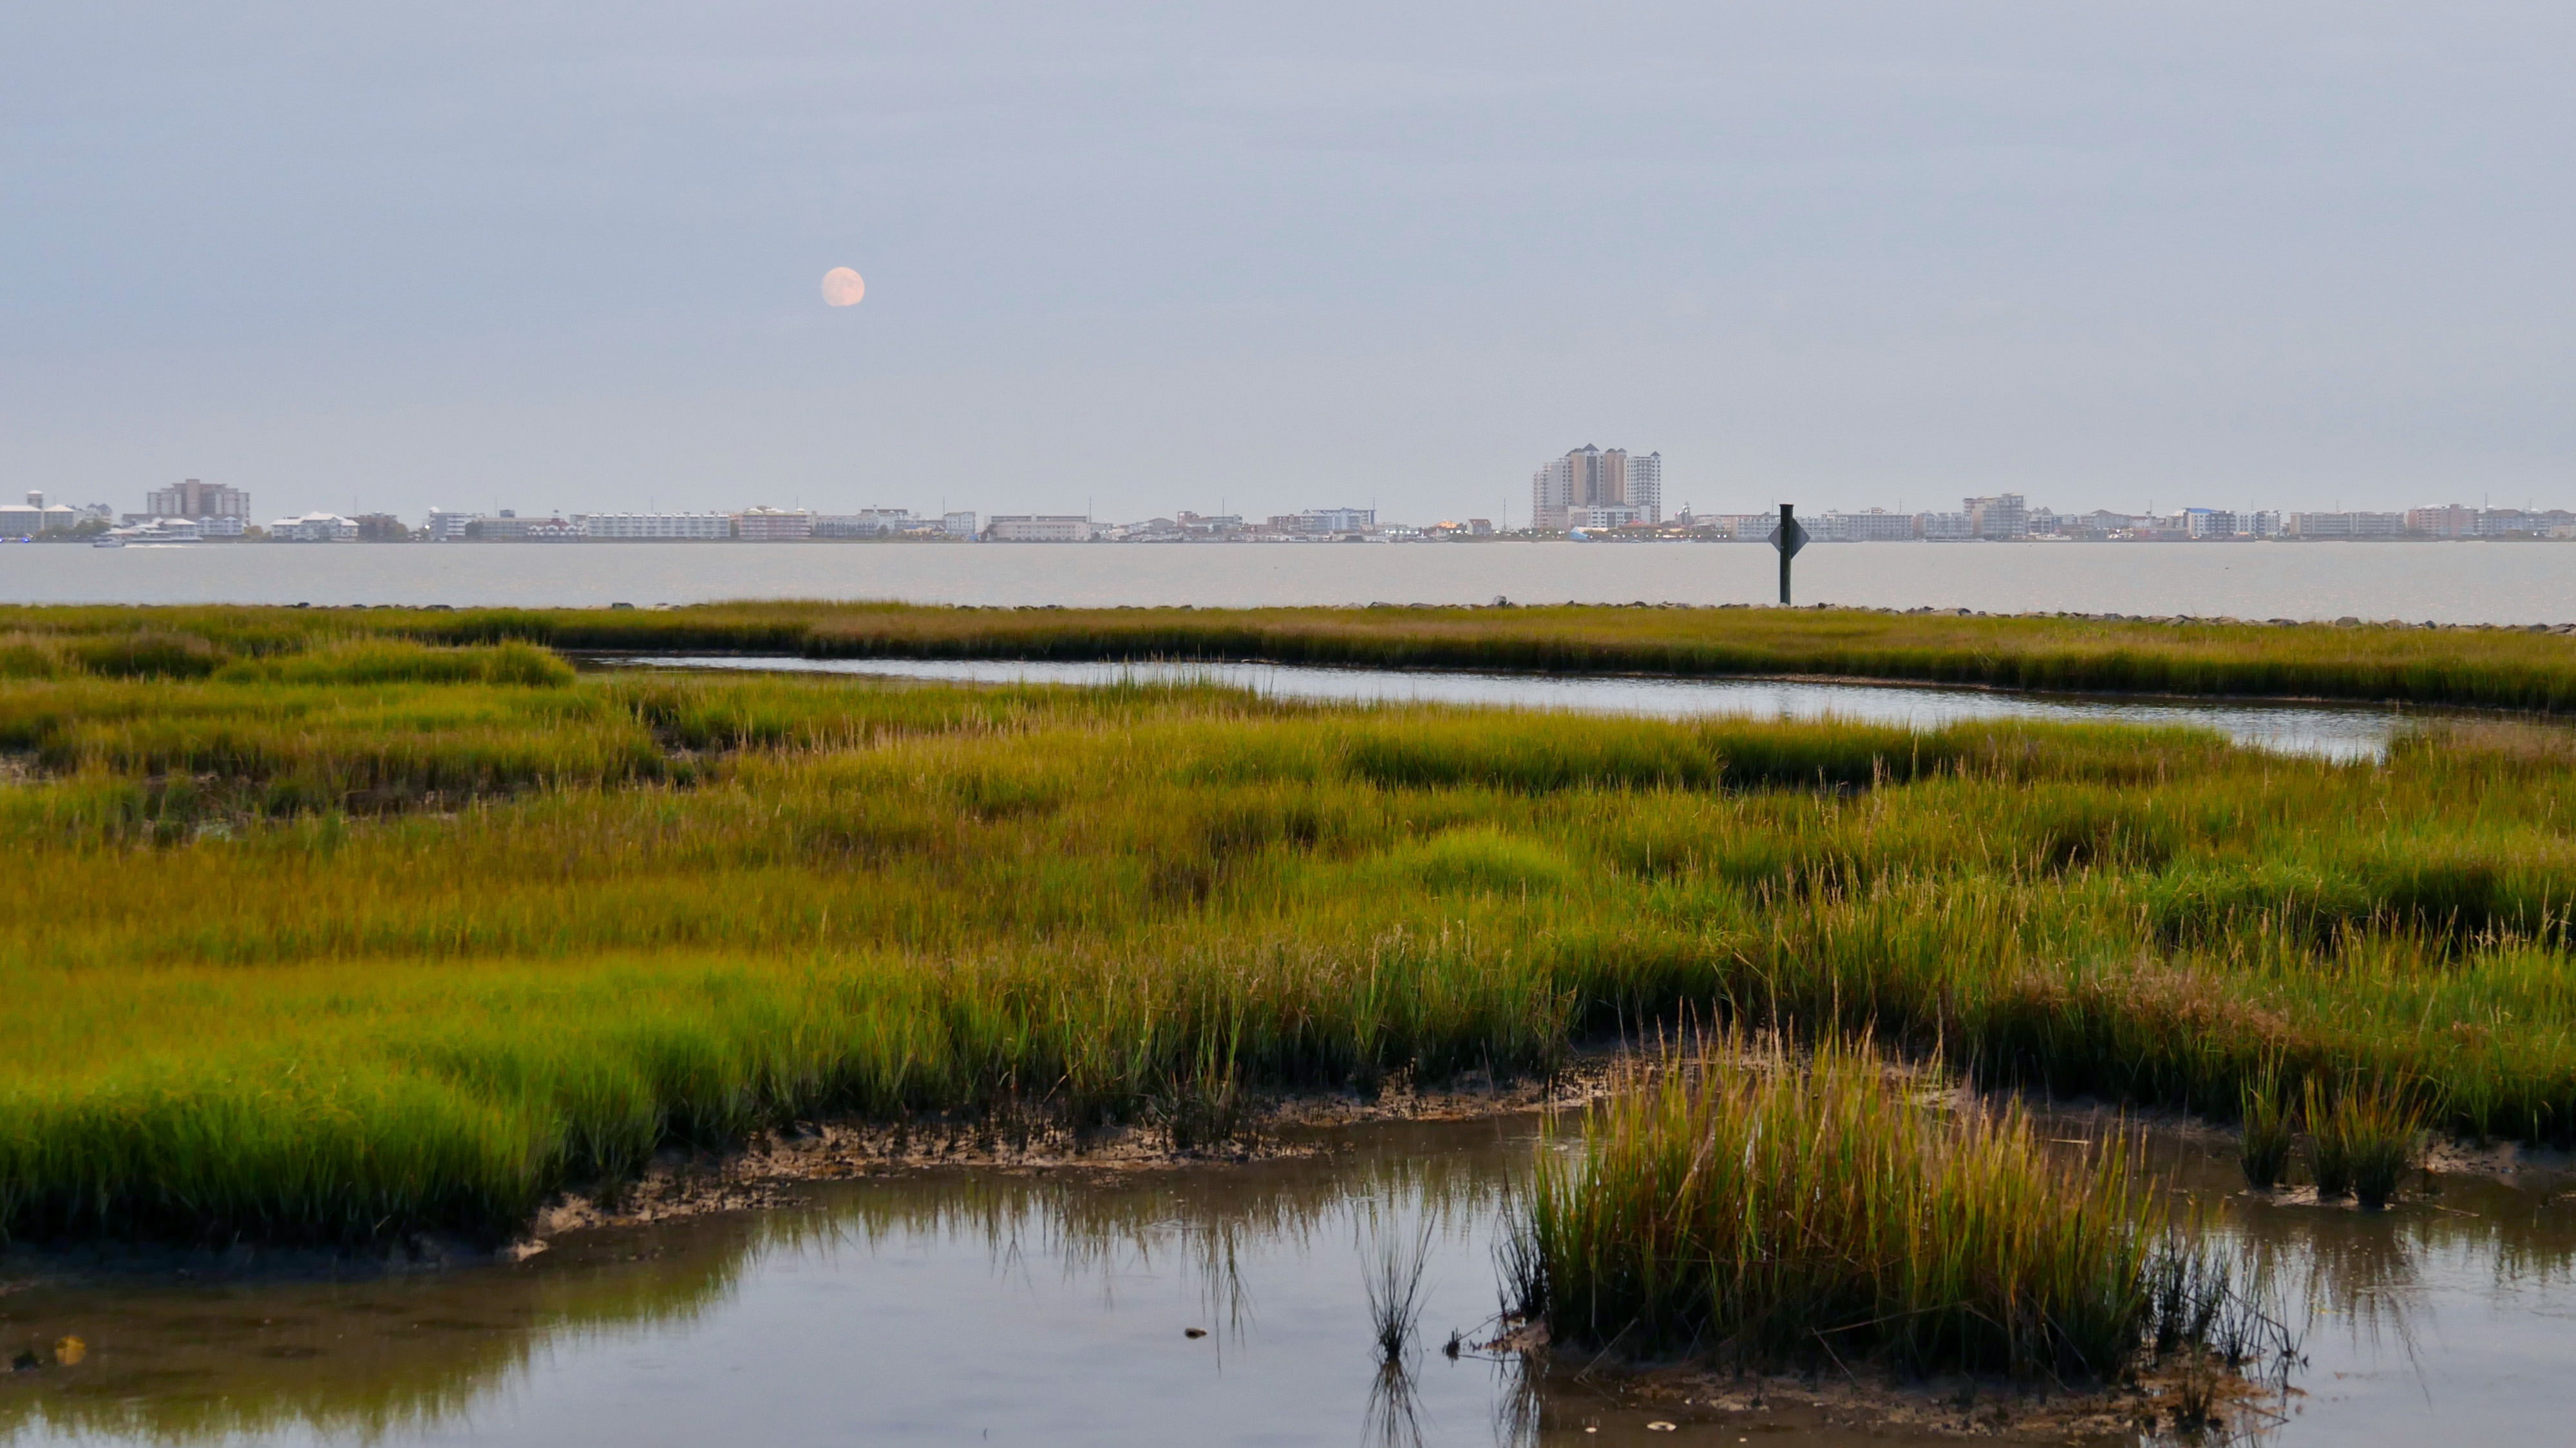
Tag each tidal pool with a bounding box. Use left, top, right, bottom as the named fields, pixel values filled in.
left=596, top=655, right=2428, bottom=761
left=3, top=1111, right=2571, bottom=1447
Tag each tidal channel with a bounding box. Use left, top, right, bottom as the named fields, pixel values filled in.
left=598, top=655, right=2429, bottom=760
left=3, top=1111, right=2573, bottom=1447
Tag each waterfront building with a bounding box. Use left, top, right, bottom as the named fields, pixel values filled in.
left=2286, top=511, right=2405, bottom=539
left=2176, top=508, right=2237, bottom=538
left=267, top=512, right=359, bottom=542
left=1814, top=508, right=1917, bottom=542
left=147, top=479, right=252, bottom=523
left=1919, top=511, right=1975, bottom=541
left=732, top=507, right=813, bottom=541
left=1564, top=505, right=1646, bottom=530
left=1963, top=494, right=2029, bottom=540
left=472, top=512, right=576, bottom=541
left=2407, top=504, right=2476, bottom=538
left=579, top=511, right=734, bottom=540
left=812, top=509, right=913, bottom=538
left=1531, top=446, right=1662, bottom=529
left=942, top=511, right=978, bottom=538
left=985, top=515, right=1094, bottom=542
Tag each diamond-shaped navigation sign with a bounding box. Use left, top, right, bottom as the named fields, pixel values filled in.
left=1768, top=504, right=1808, bottom=605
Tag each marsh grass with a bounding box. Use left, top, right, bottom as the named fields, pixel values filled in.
left=5, top=599, right=2576, bottom=709
left=2239, top=1073, right=2296, bottom=1191
left=4, top=645, right=2576, bottom=1244
left=2307, top=1077, right=2430, bottom=1210
left=1365, top=1218, right=1435, bottom=1365
left=1511, top=1033, right=2175, bottom=1377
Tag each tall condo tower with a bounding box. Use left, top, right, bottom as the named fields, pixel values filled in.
left=1531, top=446, right=1662, bottom=529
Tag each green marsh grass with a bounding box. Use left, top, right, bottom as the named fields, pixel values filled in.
left=2306, top=1077, right=2431, bottom=1210
left=5, top=599, right=2576, bottom=709
left=1509, top=1034, right=2163, bottom=1377
left=4, top=647, right=2576, bottom=1244
left=2238, top=1072, right=2295, bottom=1191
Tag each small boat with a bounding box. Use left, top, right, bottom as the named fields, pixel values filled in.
left=92, top=536, right=126, bottom=547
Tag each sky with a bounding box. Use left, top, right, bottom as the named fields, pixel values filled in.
left=4, top=2, right=2573, bottom=523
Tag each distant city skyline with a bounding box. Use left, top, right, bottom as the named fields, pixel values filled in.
left=7, top=5, right=2575, bottom=522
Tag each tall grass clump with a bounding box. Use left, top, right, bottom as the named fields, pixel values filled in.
left=2306, top=1077, right=2429, bottom=1209
left=1510, top=1033, right=2164, bottom=1378
left=2239, top=1071, right=2295, bottom=1190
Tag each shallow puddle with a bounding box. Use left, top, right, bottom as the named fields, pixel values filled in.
left=597, top=655, right=2423, bottom=760
left=1, top=1111, right=2571, bottom=1446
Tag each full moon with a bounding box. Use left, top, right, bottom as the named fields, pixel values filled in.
left=820, top=267, right=866, bottom=307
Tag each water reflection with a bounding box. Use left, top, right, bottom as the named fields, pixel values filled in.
left=599, top=655, right=2420, bottom=760
left=1, top=1112, right=2573, bottom=1446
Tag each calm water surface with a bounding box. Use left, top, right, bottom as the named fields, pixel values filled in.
left=6, top=541, right=2576, bottom=624
left=2, top=1111, right=2570, bottom=1447
left=607, top=655, right=2416, bottom=761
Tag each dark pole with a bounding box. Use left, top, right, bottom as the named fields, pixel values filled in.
left=1778, top=503, right=1795, bottom=606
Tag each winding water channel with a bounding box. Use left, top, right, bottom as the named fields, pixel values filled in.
left=3, top=1111, right=2571, bottom=1447
left=598, top=654, right=2429, bottom=761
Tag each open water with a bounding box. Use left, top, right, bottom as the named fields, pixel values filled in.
left=7, top=541, right=2576, bottom=625
left=606, top=655, right=2418, bottom=760
left=3, top=1110, right=2570, bottom=1448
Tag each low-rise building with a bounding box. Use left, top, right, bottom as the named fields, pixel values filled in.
left=1814, top=508, right=1917, bottom=541
left=2286, top=511, right=2405, bottom=539
left=813, top=509, right=911, bottom=538
left=1565, top=505, right=1645, bottom=530
left=942, top=511, right=979, bottom=538
left=985, top=515, right=1094, bottom=542
left=732, top=507, right=813, bottom=541
left=580, top=512, right=734, bottom=540
left=268, top=512, right=359, bottom=542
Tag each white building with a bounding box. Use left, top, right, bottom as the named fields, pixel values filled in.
left=424, top=509, right=478, bottom=541
left=1565, top=505, right=1645, bottom=530
left=269, top=512, right=360, bottom=542
left=813, top=509, right=912, bottom=538
left=1814, top=509, right=1917, bottom=541
left=2286, top=511, right=2405, bottom=539
left=580, top=512, right=734, bottom=540
left=1919, top=511, right=1975, bottom=541
left=985, top=515, right=1094, bottom=542
left=1298, top=507, right=1375, bottom=534
left=942, top=511, right=979, bottom=538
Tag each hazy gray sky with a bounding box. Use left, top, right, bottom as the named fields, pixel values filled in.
left=5, top=3, right=2571, bottom=522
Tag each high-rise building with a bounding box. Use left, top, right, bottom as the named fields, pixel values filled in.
left=1531, top=446, right=1663, bottom=529
left=147, top=478, right=251, bottom=522
left=1963, top=494, right=2028, bottom=540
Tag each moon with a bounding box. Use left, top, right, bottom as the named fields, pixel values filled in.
left=820, top=267, right=866, bottom=307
